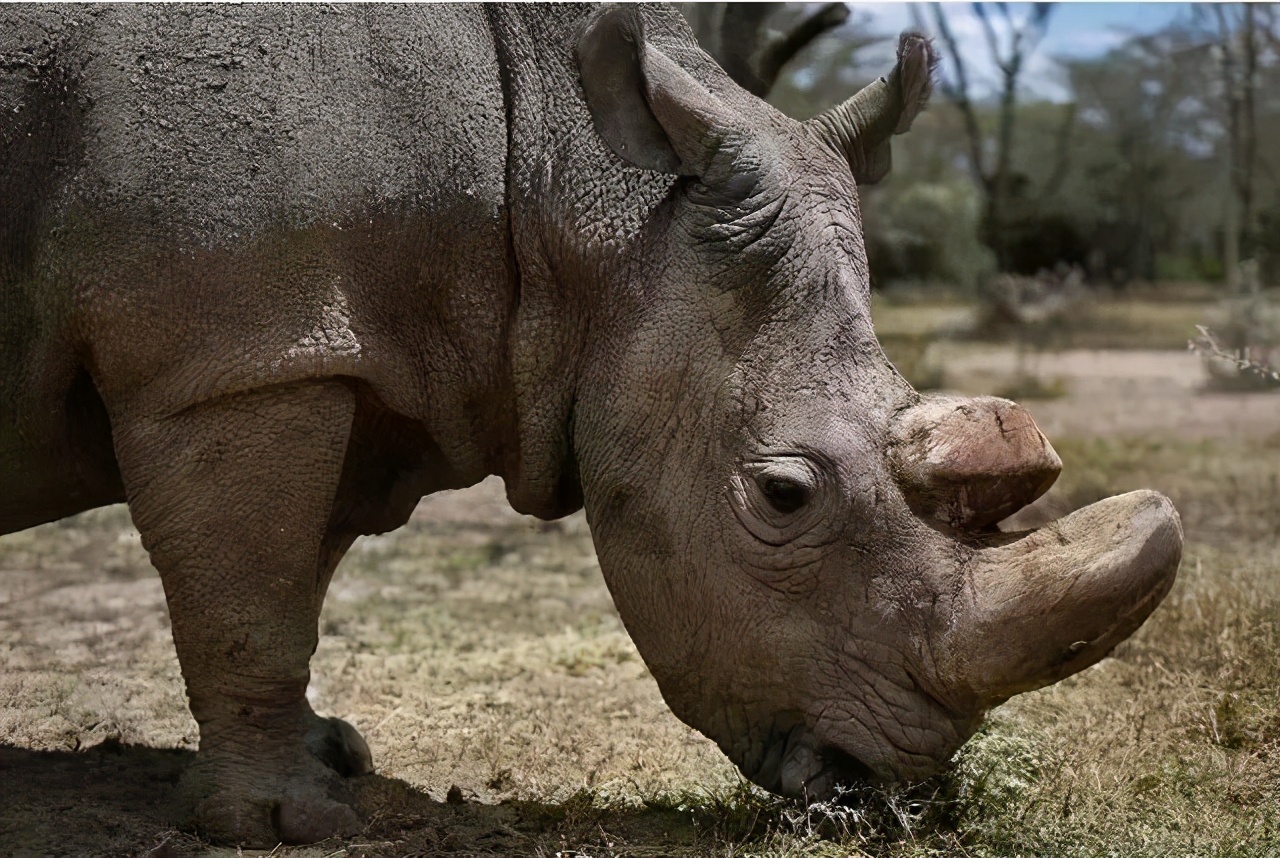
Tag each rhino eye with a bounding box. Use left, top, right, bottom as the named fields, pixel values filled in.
left=730, top=457, right=829, bottom=549
left=759, top=475, right=810, bottom=514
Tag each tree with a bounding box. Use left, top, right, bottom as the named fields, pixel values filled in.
left=1205, top=4, right=1264, bottom=291
left=924, top=3, right=1078, bottom=273
left=682, top=3, right=851, bottom=98
left=1066, top=36, right=1181, bottom=280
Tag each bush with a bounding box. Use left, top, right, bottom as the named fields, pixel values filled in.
left=864, top=179, right=996, bottom=293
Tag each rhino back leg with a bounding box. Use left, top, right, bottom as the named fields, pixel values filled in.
left=111, top=379, right=370, bottom=846
left=0, top=368, right=125, bottom=535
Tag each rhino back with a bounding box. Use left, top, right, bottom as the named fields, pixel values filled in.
left=1, top=5, right=515, bottom=515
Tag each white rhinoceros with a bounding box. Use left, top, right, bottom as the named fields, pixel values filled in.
left=0, top=3, right=1181, bottom=846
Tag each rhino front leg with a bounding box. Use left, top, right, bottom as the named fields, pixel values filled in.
left=112, top=380, right=370, bottom=846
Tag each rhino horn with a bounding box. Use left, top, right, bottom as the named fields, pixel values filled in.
left=806, top=31, right=937, bottom=185
left=890, top=395, right=1062, bottom=531
left=942, top=490, right=1182, bottom=707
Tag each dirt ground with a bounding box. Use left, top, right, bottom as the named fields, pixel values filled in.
left=936, top=346, right=1280, bottom=441
left=1, top=344, right=1278, bottom=857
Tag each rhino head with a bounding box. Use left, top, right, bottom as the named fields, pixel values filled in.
left=570, top=9, right=1181, bottom=798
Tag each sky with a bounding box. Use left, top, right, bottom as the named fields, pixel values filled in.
left=852, top=3, right=1194, bottom=102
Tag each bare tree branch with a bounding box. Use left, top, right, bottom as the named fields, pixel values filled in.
left=686, top=3, right=851, bottom=97
left=973, top=3, right=1009, bottom=75
left=1241, top=3, right=1257, bottom=241
left=714, top=3, right=780, bottom=95
left=1259, top=5, right=1280, bottom=52
left=932, top=3, right=989, bottom=186
left=909, top=4, right=930, bottom=37
left=1022, top=6, right=1055, bottom=57
left=756, top=3, right=851, bottom=92
left=1041, top=101, right=1078, bottom=197
left=1215, top=3, right=1243, bottom=290
left=936, top=3, right=1058, bottom=271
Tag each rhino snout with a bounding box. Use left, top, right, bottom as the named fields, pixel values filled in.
left=749, top=491, right=1180, bottom=798
left=887, top=395, right=1180, bottom=711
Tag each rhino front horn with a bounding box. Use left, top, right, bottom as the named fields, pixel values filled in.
left=890, top=395, right=1062, bottom=531
left=941, top=490, right=1182, bottom=708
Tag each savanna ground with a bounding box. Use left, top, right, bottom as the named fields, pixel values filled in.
left=2, top=292, right=1279, bottom=857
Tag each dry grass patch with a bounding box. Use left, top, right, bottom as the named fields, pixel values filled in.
left=1029, top=297, right=1211, bottom=351
left=316, top=437, right=1280, bottom=857
left=871, top=292, right=1212, bottom=352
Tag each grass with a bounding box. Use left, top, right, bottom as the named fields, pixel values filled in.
left=332, top=435, right=1280, bottom=858
left=1009, top=298, right=1212, bottom=351
left=870, top=291, right=1213, bottom=353
left=872, top=291, right=1218, bottom=393
left=549, top=435, right=1280, bottom=858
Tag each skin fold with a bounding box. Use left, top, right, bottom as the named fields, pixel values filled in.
left=0, top=3, right=1182, bottom=846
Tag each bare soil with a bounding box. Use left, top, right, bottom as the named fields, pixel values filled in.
left=934, top=346, right=1280, bottom=441
left=1, top=346, right=1277, bottom=857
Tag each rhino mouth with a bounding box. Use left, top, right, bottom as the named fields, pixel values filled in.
left=797, top=746, right=879, bottom=801
left=747, top=723, right=878, bottom=800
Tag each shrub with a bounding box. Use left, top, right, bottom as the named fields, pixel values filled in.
left=864, top=179, right=997, bottom=294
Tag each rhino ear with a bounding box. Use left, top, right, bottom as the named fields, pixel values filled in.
left=577, top=6, right=741, bottom=178
left=807, top=32, right=938, bottom=185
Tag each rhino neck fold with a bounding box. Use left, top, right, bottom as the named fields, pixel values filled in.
left=486, top=5, right=680, bottom=519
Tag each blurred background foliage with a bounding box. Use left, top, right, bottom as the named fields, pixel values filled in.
left=683, top=2, right=1280, bottom=385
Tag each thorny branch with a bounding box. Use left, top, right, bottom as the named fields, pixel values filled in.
left=1189, top=325, right=1280, bottom=382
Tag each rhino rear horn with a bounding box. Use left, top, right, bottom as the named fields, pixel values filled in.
left=577, top=5, right=743, bottom=179
left=806, top=31, right=937, bottom=185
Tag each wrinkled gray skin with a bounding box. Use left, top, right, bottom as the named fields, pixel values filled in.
left=0, top=4, right=1182, bottom=847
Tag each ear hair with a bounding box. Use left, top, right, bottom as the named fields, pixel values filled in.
left=890, top=32, right=938, bottom=135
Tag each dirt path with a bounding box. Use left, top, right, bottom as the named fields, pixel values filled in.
left=934, top=347, right=1280, bottom=441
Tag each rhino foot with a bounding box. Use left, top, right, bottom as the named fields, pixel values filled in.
left=178, top=714, right=372, bottom=847
left=179, top=750, right=362, bottom=847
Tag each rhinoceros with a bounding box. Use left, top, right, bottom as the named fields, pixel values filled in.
left=0, top=2, right=1181, bottom=847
